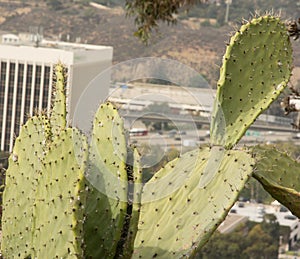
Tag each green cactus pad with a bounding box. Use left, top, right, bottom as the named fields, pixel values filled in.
left=84, top=102, right=128, bottom=258
left=253, top=145, right=300, bottom=217
left=50, top=63, right=67, bottom=136
left=211, top=15, right=293, bottom=149
left=33, top=128, right=88, bottom=258
left=133, top=147, right=254, bottom=258
left=1, top=115, right=50, bottom=258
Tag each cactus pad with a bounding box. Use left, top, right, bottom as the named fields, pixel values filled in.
left=84, top=102, right=128, bottom=258
left=1, top=115, right=50, bottom=258
left=133, top=147, right=254, bottom=258
left=253, top=145, right=300, bottom=217
left=33, top=128, right=88, bottom=258
left=211, top=15, right=293, bottom=149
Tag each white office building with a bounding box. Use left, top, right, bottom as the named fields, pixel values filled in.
left=0, top=35, right=113, bottom=152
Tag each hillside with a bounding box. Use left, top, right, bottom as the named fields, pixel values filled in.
left=0, top=0, right=300, bottom=88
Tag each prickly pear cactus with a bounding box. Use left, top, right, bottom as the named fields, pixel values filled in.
left=211, top=15, right=293, bottom=149
left=1, top=116, right=50, bottom=258
left=84, top=102, right=128, bottom=258
left=1, top=14, right=297, bottom=259
left=1, top=63, right=89, bottom=259
left=132, top=147, right=254, bottom=258
left=253, top=145, right=300, bottom=217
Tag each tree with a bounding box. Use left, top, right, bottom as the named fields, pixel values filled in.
left=197, top=220, right=280, bottom=259
left=261, top=214, right=280, bottom=249
left=125, top=0, right=208, bottom=42
left=144, top=102, right=172, bottom=114
left=197, top=227, right=246, bottom=259
left=142, top=102, right=177, bottom=131
left=243, top=224, right=278, bottom=259
left=125, top=0, right=300, bottom=42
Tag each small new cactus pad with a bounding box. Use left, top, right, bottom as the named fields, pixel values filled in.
left=50, top=62, right=67, bottom=136
left=1, top=115, right=50, bottom=258
left=133, top=147, right=254, bottom=258
left=211, top=15, right=293, bottom=149
left=253, top=145, right=300, bottom=217
left=33, top=128, right=88, bottom=258
left=84, top=102, right=128, bottom=258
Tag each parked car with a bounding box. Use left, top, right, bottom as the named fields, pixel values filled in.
left=238, top=202, right=245, bottom=208
left=174, top=135, right=181, bottom=141
left=292, top=133, right=300, bottom=139
left=168, top=129, right=177, bottom=137
left=284, top=214, right=297, bottom=220
left=280, top=206, right=289, bottom=212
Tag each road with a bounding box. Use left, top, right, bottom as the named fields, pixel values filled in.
left=122, top=111, right=294, bottom=133
left=129, top=129, right=297, bottom=150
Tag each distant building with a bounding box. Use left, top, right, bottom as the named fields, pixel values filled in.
left=229, top=201, right=300, bottom=251
left=1, top=34, right=20, bottom=45
left=0, top=34, right=113, bottom=152
left=109, top=82, right=215, bottom=117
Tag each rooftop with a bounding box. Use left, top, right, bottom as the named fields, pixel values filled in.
left=1, top=32, right=111, bottom=51
left=230, top=201, right=299, bottom=228
left=0, top=32, right=113, bottom=65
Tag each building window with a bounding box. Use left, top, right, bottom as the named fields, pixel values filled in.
left=24, top=64, right=33, bottom=119
left=42, top=66, right=51, bottom=109
left=33, top=65, right=41, bottom=110
left=4, top=129, right=11, bottom=151
left=14, top=63, right=24, bottom=137
left=4, top=63, right=16, bottom=151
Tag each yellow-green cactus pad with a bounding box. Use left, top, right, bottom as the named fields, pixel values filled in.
left=211, top=15, right=293, bottom=149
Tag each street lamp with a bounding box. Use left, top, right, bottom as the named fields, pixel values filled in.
left=225, top=0, right=232, bottom=24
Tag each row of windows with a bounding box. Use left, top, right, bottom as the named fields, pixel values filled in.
left=0, top=61, right=52, bottom=151
left=5, top=63, right=15, bottom=151
left=15, top=64, right=25, bottom=137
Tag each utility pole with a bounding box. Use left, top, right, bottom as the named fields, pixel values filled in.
left=224, top=0, right=232, bottom=24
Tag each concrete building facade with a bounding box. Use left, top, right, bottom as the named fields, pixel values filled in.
left=0, top=38, right=113, bottom=152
